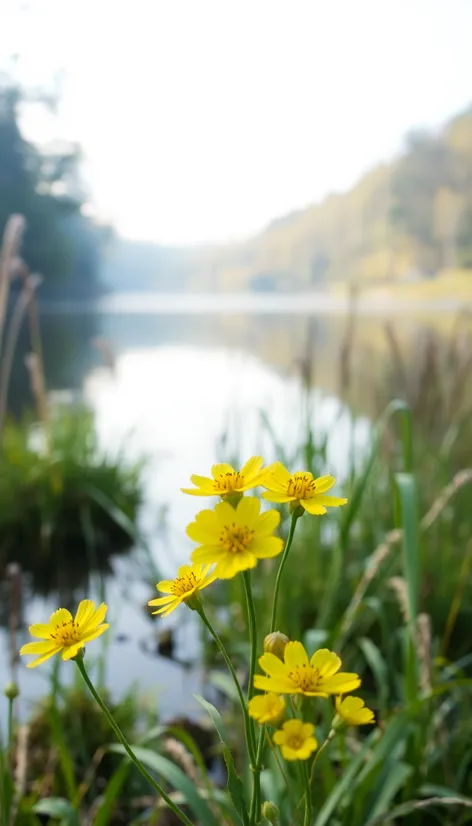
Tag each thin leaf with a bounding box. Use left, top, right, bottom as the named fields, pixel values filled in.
left=109, top=744, right=221, bottom=826
left=195, top=694, right=249, bottom=826
left=33, top=797, right=80, bottom=826
left=365, top=795, right=472, bottom=825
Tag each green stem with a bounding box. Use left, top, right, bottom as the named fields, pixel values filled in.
left=196, top=604, right=256, bottom=765
left=270, top=511, right=300, bottom=632
left=248, top=512, right=302, bottom=825
left=7, top=697, right=14, bottom=773
left=249, top=730, right=264, bottom=826
left=302, top=760, right=312, bottom=826
left=75, top=657, right=194, bottom=826
left=308, top=732, right=335, bottom=789
left=242, top=570, right=258, bottom=704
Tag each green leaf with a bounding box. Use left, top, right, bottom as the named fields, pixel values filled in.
left=209, top=670, right=242, bottom=704
left=340, top=399, right=411, bottom=550
left=365, top=794, right=472, bottom=825
left=33, top=798, right=80, bottom=826
left=358, top=637, right=389, bottom=715
left=109, top=744, right=221, bottom=826
left=394, top=471, right=420, bottom=703
left=93, top=760, right=131, bottom=826
left=195, top=694, right=249, bottom=826
left=314, top=730, right=380, bottom=826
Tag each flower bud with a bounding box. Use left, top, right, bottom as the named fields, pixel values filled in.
left=261, top=801, right=279, bottom=824
left=4, top=681, right=19, bottom=700
left=264, top=632, right=289, bottom=660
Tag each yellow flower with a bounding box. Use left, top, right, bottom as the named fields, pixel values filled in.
left=334, top=695, right=375, bottom=727
left=148, top=563, right=217, bottom=616
left=19, top=600, right=109, bottom=668
left=273, top=719, right=318, bottom=761
left=181, top=456, right=267, bottom=498
left=248, top=692, right=286, bottom=725
left=261, top=462, right=347, bottom=515
left=188, top=497, right=283, bottom=579
left=254, top=641, right=361, bottom=697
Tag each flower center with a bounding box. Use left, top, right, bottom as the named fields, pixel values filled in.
left=287, top=472, right=316, bottom=499
left=171, top=572, right=198, bottom=597
left=286, top=734, right=304, bottom=750
left=213, top=471, right=244, bottom=493
left=288, top=664, right=321, bottom=692
left=50, top=621, right=82, bottom=646
left=219, top=523, right=254, bottom=554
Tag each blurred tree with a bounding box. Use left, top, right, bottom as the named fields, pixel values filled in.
left=0, top=77, right=110, bottom=297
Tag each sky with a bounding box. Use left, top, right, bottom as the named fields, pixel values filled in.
left=2, top=0, right=472, bottom=245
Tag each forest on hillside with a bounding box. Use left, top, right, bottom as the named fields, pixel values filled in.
left=191, top=106, right=472, bottom=293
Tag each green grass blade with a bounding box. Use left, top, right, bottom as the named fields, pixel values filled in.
left=93, top=760, right=131, bottom=826
left=109, top=744, right=223, bottom=826
left=340, top=399, right=411, bottom=551
left=33, top=798, right=80, bottom=826
left=394, top=471, right=420, bottom=703
left=195, top=694, right=249, bottom=826
left=313, top=730, right=380, bottom=826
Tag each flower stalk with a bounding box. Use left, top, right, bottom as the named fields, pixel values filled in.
left=75, top=655, right=194, bottom=826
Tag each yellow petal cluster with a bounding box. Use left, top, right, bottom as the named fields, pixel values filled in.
left=19, top=600, right=109, bottom=668
left=148, top=563, right=217, bottom=617
left=248, top=692, right=286, bottom=725
left=334, top=695, right=375, bottom=727
left=187, top=496, right=283, bottom=579
left=181, top=456, right=267, bottom=497
left=261, top=462, right=347, bottom=515
left=254, top=641, right=360, bottom=697
left=273, top=719, right=318, bottom=761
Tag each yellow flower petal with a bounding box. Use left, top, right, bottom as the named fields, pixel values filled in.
left=74, top=600, right=96, bottom=627
left=79, top=624, right=110, bottom=645
left=310, top=649, right=341, bottom=677
left=82, top=603, right=107, bottom=632
left=258, top=652, right=290, bottom=678
left=49, top=608, right=73, bottom=628
left=148, top=595, right=176, bottom=607
left=253, top=509, right=281, bottom=537
left=26, top=646, right=62, bottom=668
left=29, top=623, right=54, bottom=639
left=251, top=536, right=284, bottom=558
left=20, top=641, right=57, bottom=655
left=190, top=474, right=215, bottom=488
left=214, top=554, right=257, bottom=578
left=62, top=642, right=85, bottom=661
left=300, top=499, right=327, bottom=515
left=263, top=462, right=291, bottom=489
left=313, top=475, right=336, bottom=493
left=322, top=673, right=361, bottom=694
left=241, top=455, right=264, bottom=477
left=235, top=495, right=260, bottom=525
left=191, top=546, right=227, bottom=564
left=211, top=463, right=235, bottom=479
left=313, top=494, right=348, bottom=508
left=254, top=675, right=295, bottom=693
left=284, top=641, right=309, bottom=668
left=261, top=491, right=295, bottom=503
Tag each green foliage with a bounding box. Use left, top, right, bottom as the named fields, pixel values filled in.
left=0, top=404, right=144, bottom=595
left=0, top=80, right=110, bottom=297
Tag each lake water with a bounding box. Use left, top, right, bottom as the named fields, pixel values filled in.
left=0, top=294, right=460, bottom=723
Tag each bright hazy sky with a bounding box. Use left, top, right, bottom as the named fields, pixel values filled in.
left=3, top=0, right=472, bottom=244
